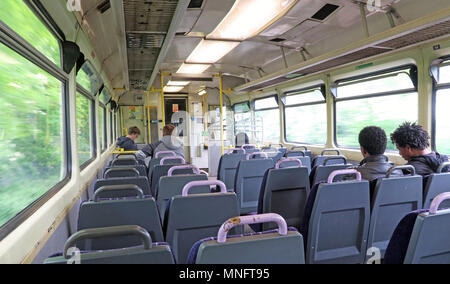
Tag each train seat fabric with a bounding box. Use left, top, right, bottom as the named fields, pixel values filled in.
left=284, top=153, right=312, bottom=174
left=188, top=228, right=304, bottom=264
left=367, top=173, right=423, bottom=259
left=423, top=172, right=450, bottom=209
left=94, top=177, right=151, bottom=197
left=310, top=164, right=351, bottom=186
left=234, top=158, right=274, bottom=215
left=312, top=155, right=346, bottom=169
left=257, top=166, right=310, bottom=231
left=77, top=197, right=164, bottom=250
left=104, top=165, right=147, bottom=178
left=301, top=177, right=371, bottom=264
left=157, top=174, right=209, bottom=224
left=164, top=191, right=239, bottom=264
left=217, top=153, right=247, bottom=191
left=44, top=226, right=175, bottom=264
left=150, top=164, right=193, bottom=197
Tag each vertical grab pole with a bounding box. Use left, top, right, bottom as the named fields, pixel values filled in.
left=146, top=91, right=152, bottom=143
left=161, top=72, right=166, bottom=127
left=219, top=73, right=224, bottom=155
left=203, top=90, right=207, bottom=146
left=120, top=106, right=125, bottom=136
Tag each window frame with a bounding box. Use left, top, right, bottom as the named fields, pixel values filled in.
left=0, top=2, right=70, bottom=241
left=252, top=95, right=281, bottom=144
left=282, top=84, right=327, bottom=145
left=99, top=103, right=107, bottom=153
left=431, top=57, right=450, bottom=152
left=333, top=65, right=418, bottom=150
left=77, top=90, right=97, bottom=171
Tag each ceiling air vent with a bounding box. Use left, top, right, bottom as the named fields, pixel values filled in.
left=188, top=0, right=204, bottom=9
left=270, top=38, right=287, bottom=43
left=311, top=4, right=340, bottom=21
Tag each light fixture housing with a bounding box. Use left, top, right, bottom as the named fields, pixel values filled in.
left=167, top=80, right=190, bottom=86
left=163, top=86, right=184, bottom=93
left=208, top=0, right=297, bottom=41
left=177, top=63, right=211, bottom=74
left=198, top=89, right=207, bottom=96
left=186, top=39, right=240, bottom=64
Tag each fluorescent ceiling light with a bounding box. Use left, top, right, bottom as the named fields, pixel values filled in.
left=198, top=89, right=207, bottom=96
left=167, top=80, right=190, bottom=86
left=163, top=86, right=184, bottom=93
left=208, top=0, right=297, bottom=41
left=186, top=40, right=240, bottom=64
left=177, top=63, right=211, bottom=74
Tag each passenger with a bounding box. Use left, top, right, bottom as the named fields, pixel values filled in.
left=116, top=126, right=140, bottom=151
left=391, top=122, right=449, bottom=176
left=356, top=126, right=400, bottom=181
left=136, top=124, right=184, bottom=160
left=235, top=132, right=249, bottom=147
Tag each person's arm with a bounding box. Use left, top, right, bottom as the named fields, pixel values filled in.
left=136, top=141, right=161, bottom=160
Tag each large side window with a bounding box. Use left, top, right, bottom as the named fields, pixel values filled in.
left=98, top=106, right=106, bottom=151
left=77, top=61, right=103, bottom=95
left=253, top=96, right=280, bottom=145
left=0, top=42, right=64, bottom=228
left=233, top=102, right=252, bottom=142
left=435, top=60, right=450, bottom=154
left=0, top=1, right=60, bottom=66
left=283, top=86, right=327, bottom=145
left=335, top=67, right=418, bottom=150
left=76, top=93, right=93, bottom=166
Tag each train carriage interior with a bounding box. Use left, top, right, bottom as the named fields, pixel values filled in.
left=1, top=0, right=450, bottom=265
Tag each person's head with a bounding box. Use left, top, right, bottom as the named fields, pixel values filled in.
left=359, top=126, right=387, bottom=158
left=163, top=124, right=176, bottom=137
left=127, top=126, right=141, bottom=141
left=390, top=122, right=431, bottom=161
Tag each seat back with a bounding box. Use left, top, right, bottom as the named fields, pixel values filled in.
left=188, top=214, right=305, bottom=264
left=310, top=160, right=350, bottom=186
left=262, top=148, right=286, bottom=164
left=290, top=146, right=312, bottom=159
left=285, top=151, right=312, bottom=174
left=367, top=166, right=423, bottom=260
left=165, top=181, right=239, bottom=264
left=217, top=152, right=247, bottom=191
left=94, top=177, right=151, bottom=197
left=44, top=226, right=175, bottom=264
left=78, top=194, right=164, bottom=250
left=157, top=166, right=210, bottom=223
left=304, top=169, right=370, bottom=264
left=111, top=157, right=145, bottom=167
left=104, top=165, right=147, bottom=178
left=423, top=162, right=450, bottom=209
left=234, top=153, right=275, bottom=214
left=385, top=193, right=450, bottom=264
left=258, top=159, right=310, bottom=230
left=150, top=156, right=187, bottom=196
left=311, top=149, right=343, bottom=168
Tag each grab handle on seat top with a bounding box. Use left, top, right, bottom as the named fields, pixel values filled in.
left=327, top=169, right=362, bottom=184
left=276, top=158, right=303, bottom=169
left=246, top=152, right=269, bottom=160
left=160, top=156, right=186, bottom=165
left=437, top=162, right=450, bottom=174
left=217, top=214, right=288, bottom=243
left=182, top=180, right=227, bottom=196
left=94, top=185, right=144, bottom=202
left=386, top=165, right=416, bottom=178
left=323, top=156, right=347, bottom=166
left=155, top=151, right=176, bottom=159
left=292, top=146, right=308, bottom=152
left=167, top=165, right=200, bottom=176
left=226, top=148, right=246, bottom=155
left=241, top=144, right=257, bottom=150
left=430, top=192, right=450, bottom=214
left=321, top=149, right=340, bottom=156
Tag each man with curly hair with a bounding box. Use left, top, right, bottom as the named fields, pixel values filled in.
left=391, top=122, right=448, bottom=176
left=357, top=126, right=401, bottom=181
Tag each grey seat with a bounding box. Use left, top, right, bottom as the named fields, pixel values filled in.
left=149, top=156, right=187, bottom=196
left=157, top=165, right=210, bottom=224
left=366, top=166, right=423, bottom=260
left=258, top=158, right=310, bottom=231
left=423, top=162, right=450, bottom=209
left=164, top=181, right=239, bottom=264
left=44, top=226, right=175, bottom=264
left=302, top=169, right=370, bottom=264
left=234, top=152, right=274, bottom=215
left=147, top=151, right=177, bottom=179
left=110, top=157, right=145, bottom=167
left=311, top=149, right=343, bottom=168
left=78, top=188, right=164, bottom=251
left=262, top=148, right=286, bottom=164
left=285, top=151, right=312, bottom=174
left=290, top=146, right=312, bottom=159
left=384, top=193, right=450, bottom=264
left=310, top=156, right=350, bottom=186
left=187, top=214, right=305, bottom=264
left=94, top=177, right=151, bottom=197
left=104, top=165, right=146, bottom=178
left=217, top=150, right=247, bottom=192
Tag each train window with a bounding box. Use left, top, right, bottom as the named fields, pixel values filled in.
left=435, top=61, right=450, bottom=154
left=284, top=86, right=327, bottom=145
left=0, top=42, right=64, bottom=227
left=253, top=96, right=280, bottom=144
left=76, top=93, right=93, bottom=166
left=99, top=88, right=111, bottom=105
left=233, top=102, right=252, bottom=140
left=335, top=67, right=418, bottom=150
left=77, top=62, right=103, bottom=95
left=0, top=1, right=60, bottom=66
left=98, top=106, right=106, bottom=151
left=109, top=111, right=113, bottom=145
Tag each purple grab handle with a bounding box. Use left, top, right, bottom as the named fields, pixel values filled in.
left=327, top=169, right=361, bottom=184
left=241, top=144, right=256, bottom=150
left=226, top=148, right=246, bottom=155
left=167, top=165, right=200, bottom=177
left=199, top=170, right=209, bottom=176
left=276, top=158, right=303, bottom=169
left=160, top=156, right=186, bottom=165
left=182, top=180, right=227, bottom=197
left=217, top=213, right=288, bottom=243
left=246, top=152, right=269, bottom=160
left=429, top=192, right=450, bottom=214
left=155, top=151, right=176, bottom=159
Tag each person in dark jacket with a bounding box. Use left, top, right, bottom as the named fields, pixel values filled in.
left=391, top=122, right=449, bottom=176
left=136, top=124, right=184, bottom=160
left=116, top=126, right=141, bottom=151
left=356, top=126, right=400, bottom=181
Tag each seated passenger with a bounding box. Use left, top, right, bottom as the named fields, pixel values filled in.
left=390, top=122, right=449, bottom=176
left=235, top=132, right=249, bottom=147
left=356, top=126, right=400, bottom=181
left=136, top=124, right=184, bottom=160
left=116, top=126, right=140, bottom=151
